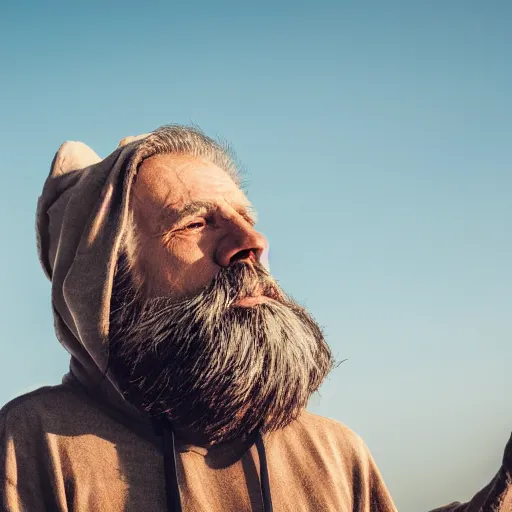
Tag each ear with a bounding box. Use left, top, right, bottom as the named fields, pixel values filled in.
left=118, top=133, right=150, bottom=147
left=50, top=141, right=102, bottom=177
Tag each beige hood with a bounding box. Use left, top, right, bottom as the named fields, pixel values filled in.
left=36, top=132, right=155, bottom=419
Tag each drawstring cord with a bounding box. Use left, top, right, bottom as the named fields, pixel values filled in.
left=256, top=431, right=274, bottom=512
left=153, top=421, right=182, bottom=512
left=163, top=427, right=182, bottom=512
left=153, top=422, right=273, bottom=512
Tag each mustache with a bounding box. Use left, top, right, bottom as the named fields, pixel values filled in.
left=110, top=261, right=287, bottom=345
left=112, top=259, right=282, bottom=315
left=147, top=263, right=284, bottom=317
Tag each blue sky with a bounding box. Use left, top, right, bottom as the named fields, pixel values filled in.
left=1, top=1, right=511, bottom=509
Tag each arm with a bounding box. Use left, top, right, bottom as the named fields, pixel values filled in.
left=429, top=433, right=512, bottom=512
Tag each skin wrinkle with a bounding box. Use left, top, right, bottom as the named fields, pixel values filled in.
left=107, top=150, right=334, bottom=446
left=156, top=202, right=256, bottom=241
left=127, top=154, right=258, bottom=299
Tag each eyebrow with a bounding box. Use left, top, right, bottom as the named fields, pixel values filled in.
left=163, top=200, right=258, bottom=227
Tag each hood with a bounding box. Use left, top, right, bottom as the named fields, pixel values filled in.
left=36, top=131, right=276, bottom=512
left=36, top=132, right=157, bottom=422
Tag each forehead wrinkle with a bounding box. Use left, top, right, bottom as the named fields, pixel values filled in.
left=139, top=155, right=255, bottom=228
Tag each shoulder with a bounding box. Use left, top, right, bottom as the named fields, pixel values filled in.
left=271, top=410, right=371, bottom=466
left=295, top=410, right=366, bottom=448
left=296, top=410, right=358, bottom=433
left=1, top=384, right=80, bottom=415
left=0, top=384, right=88, bottom=435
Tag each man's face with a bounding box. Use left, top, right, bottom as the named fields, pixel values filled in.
left=129, top=153, right=268, bottom=300
left=108, top=152, right=333, bottom=444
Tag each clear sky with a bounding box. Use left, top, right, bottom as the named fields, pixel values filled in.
left=1, top=1, right=511, bottom=509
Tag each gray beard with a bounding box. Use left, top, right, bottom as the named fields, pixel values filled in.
left=108, top=257, right=334, bottom=444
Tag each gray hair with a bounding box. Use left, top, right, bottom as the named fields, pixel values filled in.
left=134, top=124, right=242, bottom=186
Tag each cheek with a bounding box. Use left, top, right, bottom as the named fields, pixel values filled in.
left=138, top=235, right=219, bottom=298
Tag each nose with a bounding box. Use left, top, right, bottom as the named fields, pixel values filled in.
left=215, top=221, right=268, bottom=268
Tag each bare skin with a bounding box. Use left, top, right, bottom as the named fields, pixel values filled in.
left=129, top=153, right=269, bottom=300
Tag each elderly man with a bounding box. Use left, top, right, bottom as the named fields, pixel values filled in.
left=1, top=126, right=510, bottom=511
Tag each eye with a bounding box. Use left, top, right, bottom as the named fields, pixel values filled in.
left=184, top=220, right=206, bottom=230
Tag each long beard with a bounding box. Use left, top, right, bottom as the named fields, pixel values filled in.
left=108, top=258, right=334, bottom=445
